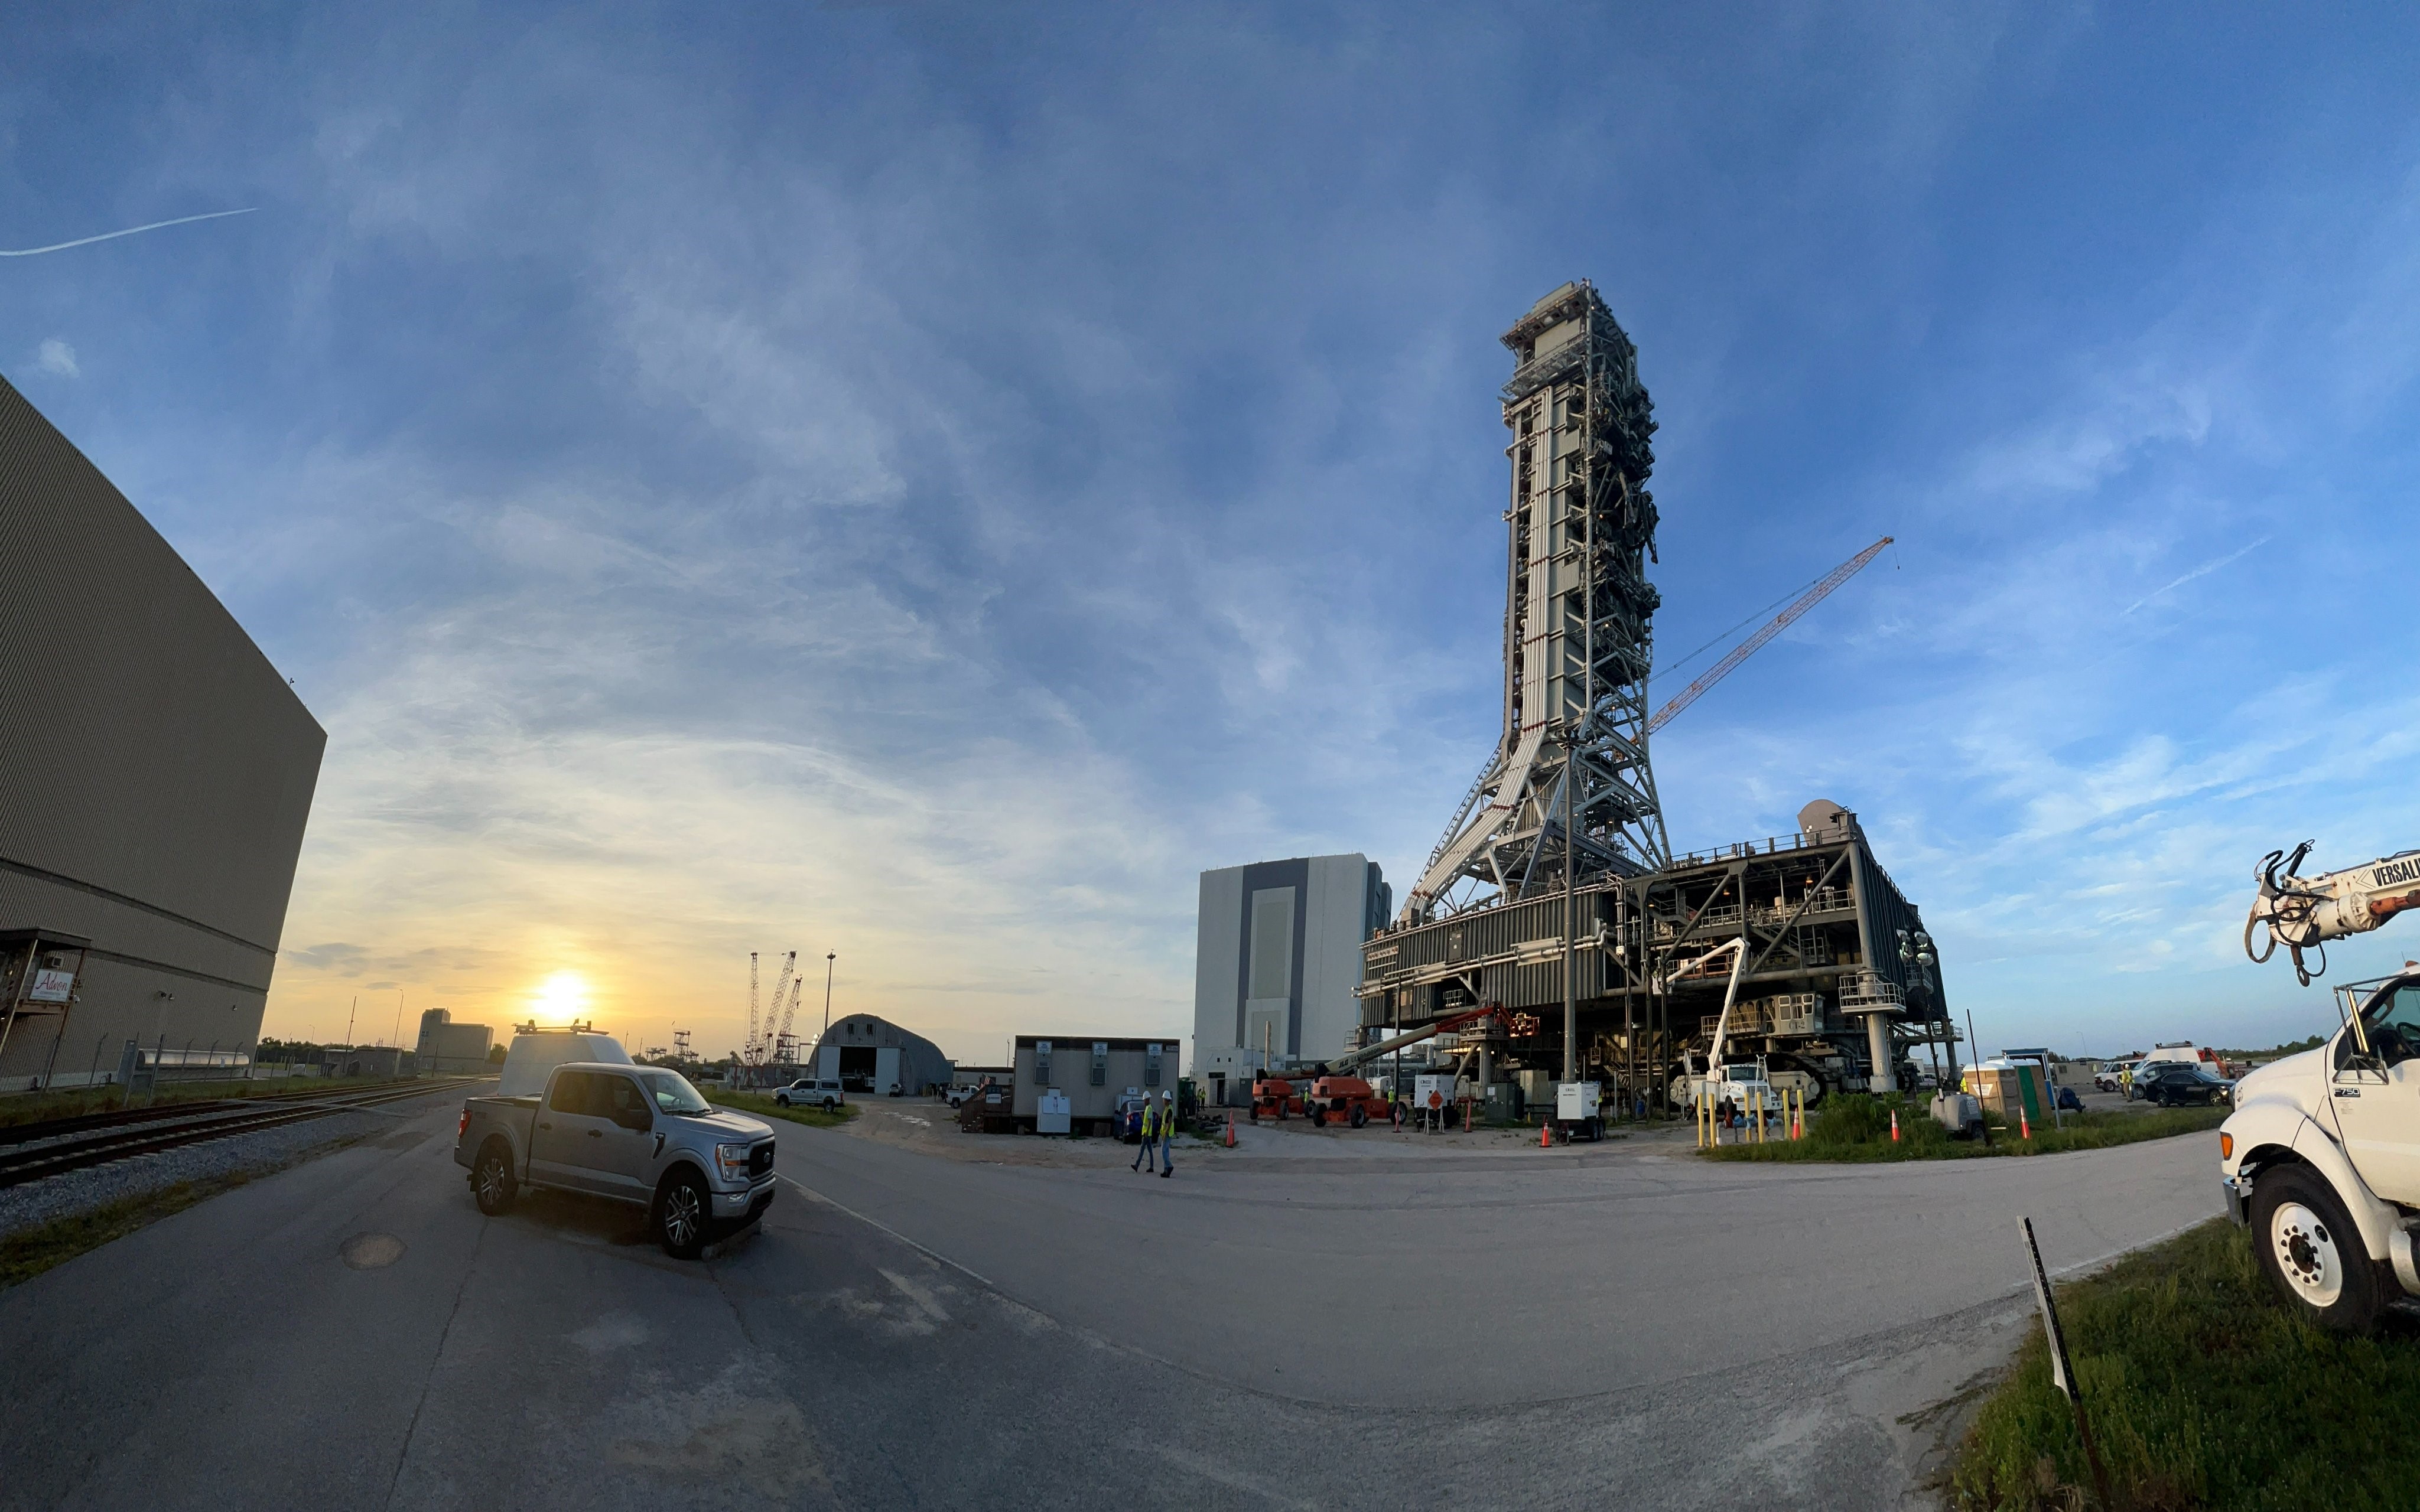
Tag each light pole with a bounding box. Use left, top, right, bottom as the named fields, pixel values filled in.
left=1896, top=927, right=1941, bottom=1090
left=821, top=953, right=836, bottom=1034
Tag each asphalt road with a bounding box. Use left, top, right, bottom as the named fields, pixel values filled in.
left=0, top=1101, right=2221, bottom=1511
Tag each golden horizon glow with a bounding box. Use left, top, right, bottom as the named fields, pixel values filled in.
left=531, top=970, right=591, bottom=1024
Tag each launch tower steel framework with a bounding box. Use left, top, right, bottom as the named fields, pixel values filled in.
left=1404, top=281, right=1669, bottom=925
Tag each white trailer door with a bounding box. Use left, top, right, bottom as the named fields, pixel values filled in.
left=877, top=1047, right=901, bottom=1094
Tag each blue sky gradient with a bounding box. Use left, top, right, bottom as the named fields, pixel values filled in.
left=6, top=4, right=2418, bottom=1061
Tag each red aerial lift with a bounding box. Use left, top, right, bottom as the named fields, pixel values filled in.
left=1252, top=1003, right=1508, bottom=1129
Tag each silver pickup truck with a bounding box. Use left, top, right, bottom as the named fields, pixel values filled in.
left=455, top=1061, right=776, bottom=1258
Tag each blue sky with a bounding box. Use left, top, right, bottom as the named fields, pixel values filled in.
left=6, top=4, right=2418, bottom=1062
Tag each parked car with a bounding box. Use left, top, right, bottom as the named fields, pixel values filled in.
left=456, top=1062, right=775, bottom=1258
left=776, top=1078, right=845, bottom=1111
left=2130, top=1060, right=2233, bottom=1107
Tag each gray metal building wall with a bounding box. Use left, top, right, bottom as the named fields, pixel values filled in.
left=0, top=377, right=325, bottom=1087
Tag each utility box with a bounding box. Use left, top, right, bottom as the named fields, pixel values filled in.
left=1556, top=1081, right=1600, bottom=1120
left=1481, top=1081, right=1522, bottom=1122
left=1036, top=1090, right=1072, bottom=1135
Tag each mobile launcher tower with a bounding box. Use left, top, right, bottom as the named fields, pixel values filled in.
left=1361, top=282, right=1953, bottom=1109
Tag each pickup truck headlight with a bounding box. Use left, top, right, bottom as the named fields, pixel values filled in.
left=715, top=1142, right=752, bottom=1182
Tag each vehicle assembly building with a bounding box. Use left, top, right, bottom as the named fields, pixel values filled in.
left=1356, top=282, right=1949, bottom=1108
left=1192, top=853, right=1389, bottom=1107
left=0, top=378, right=325, bottom=1091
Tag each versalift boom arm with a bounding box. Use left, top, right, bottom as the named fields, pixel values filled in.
left=2246, top=842, right=2420, bottom=986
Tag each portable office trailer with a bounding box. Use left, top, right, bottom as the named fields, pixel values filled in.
left=1010, top=1035, right=1180, bottom=1133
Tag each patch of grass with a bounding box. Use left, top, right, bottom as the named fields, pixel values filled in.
left=711, top=1091, right=860, bottom=1130
left=1700, top=1094, right=2226, bottom=1162
left=1949, top=1219, right=2420, bottom=1510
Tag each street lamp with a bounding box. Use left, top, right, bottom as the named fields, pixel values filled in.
left=821, top=953, right=837, bottom=1034
left=1897, top=928, right=1943, bottom=1087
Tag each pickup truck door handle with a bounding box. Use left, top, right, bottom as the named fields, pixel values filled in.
left=587, top=1129, right=603, bottom=1138
left=538, top=1122, right=551, bottom=1130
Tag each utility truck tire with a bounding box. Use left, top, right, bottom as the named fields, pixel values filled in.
left=2252, top=1166, right=2385, bottom=1334
left=1351, top=1106, right=1368, bottom=1129
left=473, top=1140, right=518, bottom=1216
left=656, top=1171, right=710, bottom=1260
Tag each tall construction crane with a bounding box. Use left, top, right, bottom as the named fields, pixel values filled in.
left=745, top=953, right=760, bottom=1061
left=742, top=950, right=801, bottom=1064
left=768, top=975, right=804, bottom=1064
left=754, top=952, right=796, bottom=1064
left=1646, top=536, right=1893, bottom=734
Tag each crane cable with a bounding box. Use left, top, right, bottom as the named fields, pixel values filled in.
left=1647, top=536, right=1894, bottom=735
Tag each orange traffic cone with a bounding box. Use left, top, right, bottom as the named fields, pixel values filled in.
left=1225, top=1112, right=1235, bottom=1148
left=1889, top=1109, right=1901, bottom=1143
left=1540, top=1119, right=1553, bottom=1148
left=2021, top=1108, right=2032, bottom=1140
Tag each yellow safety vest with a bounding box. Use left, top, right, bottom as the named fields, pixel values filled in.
left=1139, top=1104, right=1158, bottom=1137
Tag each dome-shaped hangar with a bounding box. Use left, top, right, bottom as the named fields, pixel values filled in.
left=811, top=1014, right=954, bottom=1097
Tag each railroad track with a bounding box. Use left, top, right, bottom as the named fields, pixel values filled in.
left=0, top=1078, right=487, bottom=1190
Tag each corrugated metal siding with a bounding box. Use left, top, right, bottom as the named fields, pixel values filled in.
left=0, top=377, right=324, bottom=1072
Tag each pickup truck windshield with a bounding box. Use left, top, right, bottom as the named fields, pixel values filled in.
left=635, top=1069, right=713, bottom=1114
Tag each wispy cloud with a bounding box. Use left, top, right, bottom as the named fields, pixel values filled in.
left=33, top=339, right=77, bottom=378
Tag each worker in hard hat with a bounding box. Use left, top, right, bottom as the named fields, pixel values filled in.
left=1132, top=1093, right=1160, bottom=1174
left=1156, top=1089, right=1176, bottom=1178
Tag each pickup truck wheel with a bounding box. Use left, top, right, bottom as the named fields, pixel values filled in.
left=656, top=1172, right=710, bottom=1260
left=2252, top=1167, right=2385, bottom=1333
left=473, top=1141, right=518, bottom=1216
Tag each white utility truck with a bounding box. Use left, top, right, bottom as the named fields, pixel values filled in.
left=2226, top=842, right=2420, bottom=1330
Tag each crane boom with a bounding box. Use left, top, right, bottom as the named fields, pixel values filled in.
left=744, top=952, right=760, bottom=1062
left=773, top=976, right=804, bottom=1060
left=2246, top=842, right=2420, bottom=985
left=1326, top=1003, right=1508, bottom=1076
left=1647, top=536, right=1892, bottom=734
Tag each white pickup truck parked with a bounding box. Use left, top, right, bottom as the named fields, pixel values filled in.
left=456, top=1038, right=776, bottom=1259
left=2221, top=971, right=2420, bottom=1331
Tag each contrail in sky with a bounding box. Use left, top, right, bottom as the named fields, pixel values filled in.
left=0, top=207, right=255, bottom=258
left=2122, top=536, right=2271, bottom=616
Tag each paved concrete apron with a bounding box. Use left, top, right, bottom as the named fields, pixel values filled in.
left=0, top=1102, right=2219, bottom=1511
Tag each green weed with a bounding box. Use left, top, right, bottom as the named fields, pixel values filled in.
left=1700, top=1096, right=2226, bottom=1162
left=1950, top=1220, right=2420, bottom=1510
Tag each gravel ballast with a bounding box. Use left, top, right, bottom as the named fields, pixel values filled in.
left=0, top=1085, right=463, bottom=1240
